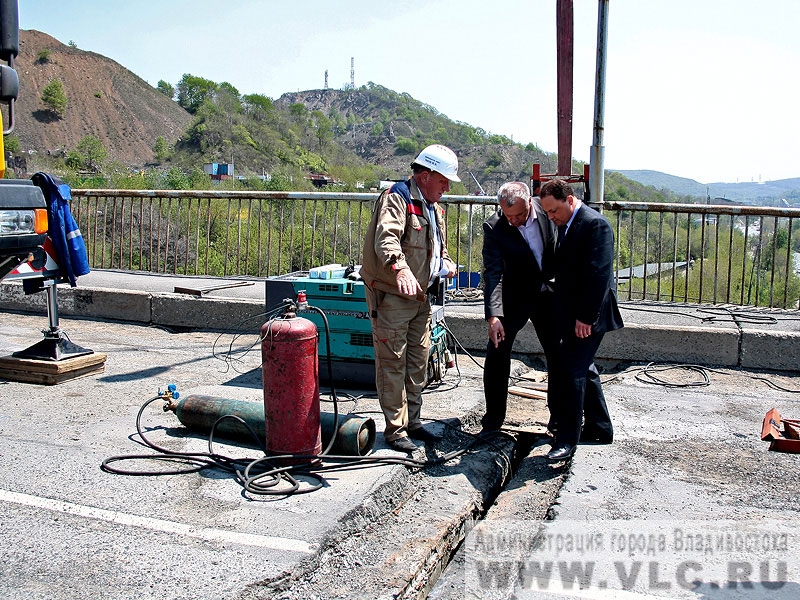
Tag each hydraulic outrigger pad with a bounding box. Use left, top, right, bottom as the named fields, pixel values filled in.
left=11, top=280, right=93, bottom=361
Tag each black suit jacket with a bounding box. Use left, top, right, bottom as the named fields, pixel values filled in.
left=552, top=203, right=623, bottom=335
left=482, top=199, right=557, bottom=320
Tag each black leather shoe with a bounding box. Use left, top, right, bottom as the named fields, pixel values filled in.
left=547, top=443, right=575, bottom=461
left=408, top=427, right=442, bottom=442
left=388, top=437, right=417, bottom=453
left=579, top=429, right=613, bottom=444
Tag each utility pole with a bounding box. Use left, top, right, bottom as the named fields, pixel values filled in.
left=589, top=0, right=610, bottom=211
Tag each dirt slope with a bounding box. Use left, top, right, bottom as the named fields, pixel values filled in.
left=11, top=30, right=192, bottom=169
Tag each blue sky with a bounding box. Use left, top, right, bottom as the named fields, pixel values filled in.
left=20, top=0, right=800, bottom=184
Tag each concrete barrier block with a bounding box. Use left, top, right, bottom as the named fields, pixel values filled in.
left=67, top=287, right=152, bottom=322
left=151, top=294, right=265, bottom=331
left=444, top=311, right=492, bottom=351
left=599, top=322, right=739, bottom=366
left=0, top=282, right=152, bottom=324
left=0, top=281, right=46, bottom=314
left=741, top=329, right=800, bottom=372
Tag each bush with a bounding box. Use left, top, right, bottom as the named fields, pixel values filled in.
left=3, top=135, right=20, bottom=154
left=395, top=137, right=417, bottom=155
left=74, top=136, right=108, bottom=172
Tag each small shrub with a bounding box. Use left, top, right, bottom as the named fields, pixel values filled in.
left=395, top=137, right=417, bottom=155
left=36, top=49, right=52, bottom=64
left=3, top=135, right=20, bottom=154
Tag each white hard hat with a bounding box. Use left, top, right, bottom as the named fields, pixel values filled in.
left=411, top=144, right=461, bottom=182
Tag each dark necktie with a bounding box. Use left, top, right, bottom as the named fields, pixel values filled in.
left=557, top=224, right=567, bottom=247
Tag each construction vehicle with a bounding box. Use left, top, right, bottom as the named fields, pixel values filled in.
left=0, top=0, right=51, bottom=281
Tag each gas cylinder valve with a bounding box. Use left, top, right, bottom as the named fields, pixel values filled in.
left=296, top=290, right=308, bottom=311
left=158, top=384, right=180, bottom=400
left=160, top=384, right=180, bottom=411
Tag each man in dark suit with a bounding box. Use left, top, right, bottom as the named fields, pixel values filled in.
left=481, top=181, right=560, bottom=433
left=539, top=179, right=624, bottom=461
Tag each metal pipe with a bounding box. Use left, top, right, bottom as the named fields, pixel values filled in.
left=166, top=394, right=376, bottom=456
left=589, top=0, right=610, bottom=210
left=556, top=0, right=574, bottom=176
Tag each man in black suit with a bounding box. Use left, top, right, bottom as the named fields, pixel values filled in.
left=481, top=181, right=560, bottom=433
left=539, top=179, right=624, bottom=461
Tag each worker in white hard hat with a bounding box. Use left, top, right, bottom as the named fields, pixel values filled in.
left=360, top=144, right=460, bottom=453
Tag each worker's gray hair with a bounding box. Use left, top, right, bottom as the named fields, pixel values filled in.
left=497, top=181, right=530, bottom=207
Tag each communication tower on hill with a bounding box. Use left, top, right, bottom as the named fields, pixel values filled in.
left=350, top=57, right=354, bottom=89
left=324, top=69, right=328, bottom=89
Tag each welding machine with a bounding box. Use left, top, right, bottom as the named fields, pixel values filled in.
left=265, top=270, right=450, bottom=389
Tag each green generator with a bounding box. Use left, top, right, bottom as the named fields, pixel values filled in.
left=265, top=272, right=449, bottom=389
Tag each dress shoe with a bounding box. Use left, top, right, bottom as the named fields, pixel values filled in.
left=579, top=429, right=613, bottom=444
left=547, top=443, right=575, bottom=461
left=408, top=426, right=442, bottom=442
left=388, top=436, right=417, bottom=453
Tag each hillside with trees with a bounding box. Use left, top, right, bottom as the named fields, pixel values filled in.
left=11, top=30, right=192, bottom=178
left=9, top=29, right=693, bottom=203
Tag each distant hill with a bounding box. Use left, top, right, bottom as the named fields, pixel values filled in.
left=611, top=169, right=800, bottom=206
left=273, top=87, right=558, bottom=191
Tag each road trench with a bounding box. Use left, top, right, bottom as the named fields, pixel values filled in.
left=239, top=364, right=570, bottom=600
left=426, top=369, right=571, bottom=599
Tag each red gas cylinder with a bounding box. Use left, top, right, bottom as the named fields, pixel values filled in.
left=260, top=312, right=322, bottom=460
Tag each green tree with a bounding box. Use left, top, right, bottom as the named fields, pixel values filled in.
left=311, top=110, right=333, bottom=151
left=153, top=136, right=170, bottom=161
left=289, top=103, right=309, bottom=125
left=243, top=94, right=274, bottom=121
left=41, top=79, right=67, bottom=117
left=218, top=81, right=240, bottom=97
left=157, top=80, right=175, bottom=99
left=75, top=136, right=108, bottom=172
left=176, top=74, right=218, bottom=114
left=36, top=49, right=51, bottom=64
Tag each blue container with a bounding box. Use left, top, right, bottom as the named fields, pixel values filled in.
left=458, top=272, right=481, bottom=288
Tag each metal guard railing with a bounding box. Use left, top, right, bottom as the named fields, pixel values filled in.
left=69, top=190, right=800, bottom=310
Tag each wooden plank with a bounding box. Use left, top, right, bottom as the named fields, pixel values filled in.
left=508, top=386, right=548, bottom=400
left=517, top=372, right=548, bottom=385
left=501, top=425, right=549, bottom=436
left=0, top=353, right=107, bottom=385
